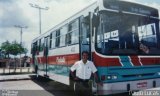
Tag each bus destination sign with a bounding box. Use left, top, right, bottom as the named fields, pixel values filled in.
left=103, top=0, right=158, bottom=17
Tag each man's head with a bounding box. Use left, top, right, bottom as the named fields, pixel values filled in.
left=82, top=51, right=89, bottom=63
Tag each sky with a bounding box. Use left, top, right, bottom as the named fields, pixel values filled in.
left=0, top=0, right=160, bottom=56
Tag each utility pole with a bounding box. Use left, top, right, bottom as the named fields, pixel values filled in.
left=14, top=25, right=27, bottom=69
left=29, top=3, right=49, bottom=35
left=14, top=25, right=28, bottom=45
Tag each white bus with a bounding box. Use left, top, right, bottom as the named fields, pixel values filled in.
left=31, top=0, right=160, bottom=95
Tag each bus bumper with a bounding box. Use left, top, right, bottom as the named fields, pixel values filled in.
left=97, top=78, right=160, bottom=95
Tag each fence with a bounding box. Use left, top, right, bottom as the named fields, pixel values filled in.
left=0, top=58, right=34, bottom=75
left=0, top=67, right=34, bottom=75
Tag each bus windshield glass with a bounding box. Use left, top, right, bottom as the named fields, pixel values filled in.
left=95, top=12, right=160, bottom=55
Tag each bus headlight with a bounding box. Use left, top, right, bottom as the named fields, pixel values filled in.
left=101, top=75, right=118, bottom=81
left=107, top=75, right=118, bottom=80
left=107, top=75, right=112, bottom=80
left=112, top=75, right=118, bottom=80
left=158, top=72, right=160, bottom=75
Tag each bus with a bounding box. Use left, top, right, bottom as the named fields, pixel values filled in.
left=31, top=0, right=160, bottom=95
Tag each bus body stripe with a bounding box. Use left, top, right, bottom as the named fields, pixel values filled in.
left=129, top=56, right=142, bottom=66
left=93, top=53, right=122, bottom=67
left=36, top=54, right=79, bottom=66
left=140, top=57, right=160, bottom=66
left=119, top=56, right=133, bottom=67
left=33, top=54, right=160, bottom=67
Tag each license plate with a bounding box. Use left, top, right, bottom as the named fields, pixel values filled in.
left=137, top=82, right=147, bottom=88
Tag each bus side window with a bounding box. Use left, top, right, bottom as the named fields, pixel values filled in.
left=51, top=32, right=56, bottom=48
left=66, top=33, right=72, bottom=45
left=60, top=25, right=68, bottom=47
left=56, top=30, right=60, bottom=47
left=32, top=41, right=38, bottom=55
left=92, top=13, right=100, bottom=28
left=81, top=16, right=90, bottom=45
left=50, top=33, right=52, bottom=49
left=67, top=19, right=79, bottom=45
left=31, top=44, right=33, bottom=54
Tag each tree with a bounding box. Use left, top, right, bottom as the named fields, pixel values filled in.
left=23, top=48, right=28, bottom=56
left=0, top=40, right=28, bottom=58
left=0, top=40, right=11, bottom=58
left=10, top=41, right=21, bottom=56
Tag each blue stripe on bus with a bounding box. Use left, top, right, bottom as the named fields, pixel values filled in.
left=38, top=64, right=70, bottom=76
left=37, top=63, right=160, bottom=83
left=119, top=56, right=133, bottom=67
left=97, top=65, right=160, bottom=83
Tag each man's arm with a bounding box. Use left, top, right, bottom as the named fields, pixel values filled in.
left=70, top=70, right=76, bottom=79
left=70, top=62, right=79, bottom=80
left=70, top=70, right=80, bottom=81
left=93, top=72, right=103, bottom=86
left=93, top=72, right=100, bottom=83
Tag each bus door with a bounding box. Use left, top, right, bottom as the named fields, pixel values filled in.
left=80, top=12, right=98, bottom=93
left=44, top=36, right=49, bottom=76
left=32, top=41, right=38, bottom=73
left=80, top=13, right=92, bottom=60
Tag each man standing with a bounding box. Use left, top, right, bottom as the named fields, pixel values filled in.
left=70, top=51, right=101, bottom=96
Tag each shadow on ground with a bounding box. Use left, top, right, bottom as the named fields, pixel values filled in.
left=30, top=76, right=75, bottom=96
left=30, top=76, right=131, bottom=96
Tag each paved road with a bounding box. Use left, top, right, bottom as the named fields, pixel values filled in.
left=0, top=76, right=127, bottom=96
left=0, top=76, right=74, bottom=96
left=0, top=76, right=159, bottom=96
left=0, top=77, right=130, bottom=96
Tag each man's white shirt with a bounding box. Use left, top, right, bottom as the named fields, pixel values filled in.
left=71, top=60, right=97, bottom=80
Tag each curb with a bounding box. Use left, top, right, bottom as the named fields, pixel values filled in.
left=0, top=74, right=35, bottom=82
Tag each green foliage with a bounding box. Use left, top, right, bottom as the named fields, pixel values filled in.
left=0, top=40, right=28, bottom=58
left=1, top=40, right=11, bottom=58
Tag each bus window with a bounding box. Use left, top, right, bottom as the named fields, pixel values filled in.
left=67, top=33, right=71, bottom=45
left=32, top=41, right=38, bottom=55
left=95, top=12, right=160, bottom=55
left=72, top=29, right=79, bottom=44
left=81, top=16, right=90, bottom=45
left=56, top=30, right=60, bottom=47
left=39, top=39, right=41, bottom=51
left=67, top=19, right=79, bottom=45
left=31, top=44, right=33, bottom=54
left=50, top=33, right=52, bottom=49
left=60, top=25, right=68, bottom=47
left=51, top=32, right=56, bottom=48
left=39, top=38, right=44, bottom=51
left=37, top=40, right=39, bottom=52
left=137, top=18, right=158, bottom=54
left=138, top=23, right=157, bottom=47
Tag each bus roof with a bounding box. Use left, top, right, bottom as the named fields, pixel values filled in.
left=32, top=1, right=97, bottom=43
left=32, top=0, right=159, bottom=43
left=102, top=0, right=159, bottom=17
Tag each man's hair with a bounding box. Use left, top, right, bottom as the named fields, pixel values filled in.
left=82, top=51, right=89, bottom=55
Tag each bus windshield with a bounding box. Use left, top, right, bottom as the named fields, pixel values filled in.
left=95, top=12, right=160, bottom=55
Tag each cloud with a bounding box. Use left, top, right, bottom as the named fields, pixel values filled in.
left=40, top=0, right=96, bottom=32
left=0, top=1, right=31, bottom=28
left=0, top=28, right=19, bottom=44
left=0, top=0, right=39, bottom=50
left=0, top=0, right=13, bottom=3
left=0, top=0, right=159, bottom=56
